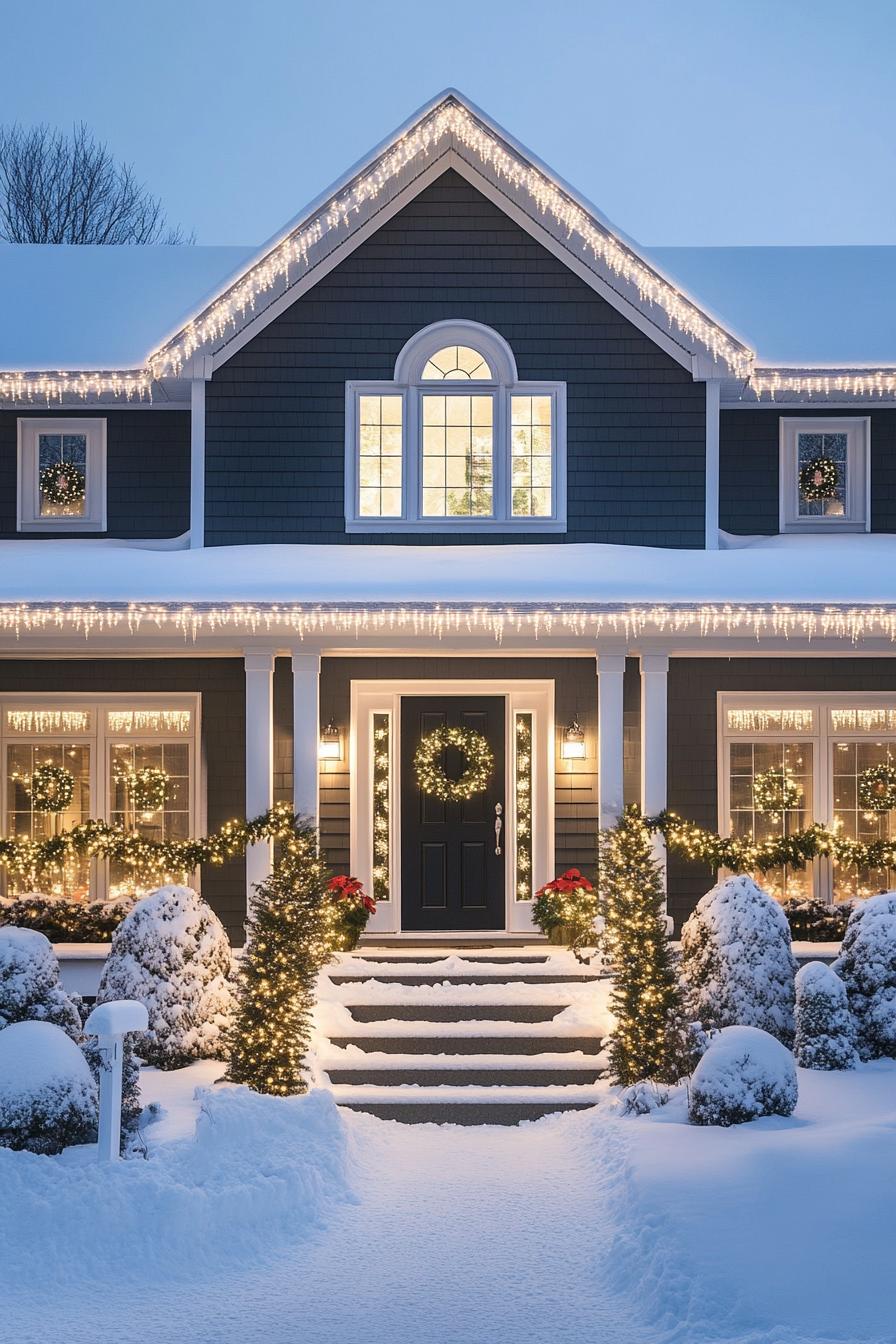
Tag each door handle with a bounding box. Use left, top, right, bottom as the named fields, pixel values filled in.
left=494, top=803, right=503, bottom=855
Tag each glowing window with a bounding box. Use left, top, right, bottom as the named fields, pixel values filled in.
left=421, top=345, right=493, bottom=381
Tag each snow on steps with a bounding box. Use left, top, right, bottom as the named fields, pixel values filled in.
left=316, top=947, right=610, bottom=1126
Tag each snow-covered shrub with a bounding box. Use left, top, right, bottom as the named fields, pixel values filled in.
left=680, top=875, right=798, bottom=1046
left=0, top=927, right=81, bottom=1038
left=833, top=892, right=896, bottom=1061
left=617, top=1080, right=672, bottom=1115
left=0, top=1020, right=97, bottom=1154
left=794, top=961, right=858, bottom=1070
left=688, top=1025, right=798, bottom=1127
left=79, top=1034, right=143, bottom=1149
left=96, top=885, right=235, bottom=1069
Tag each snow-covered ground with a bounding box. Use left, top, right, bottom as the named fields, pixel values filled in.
left=2, top=1059, right=894, bottom=1344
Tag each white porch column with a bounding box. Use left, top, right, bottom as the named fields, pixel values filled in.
left=292, top=651, right=321, bottom=826
left=244, top=651, right=275, bottom=901
left=705, top=379, right=721, bottom=550
left=640, top=654, right=669, bottom=884
left=597, top=654, right=626, bottom=831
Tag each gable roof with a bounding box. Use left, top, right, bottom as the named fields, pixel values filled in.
left=0, top=90, right=893, bottom=404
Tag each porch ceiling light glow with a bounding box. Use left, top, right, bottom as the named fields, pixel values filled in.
left=319, top=720, right=342, bottom=761
left=561, top=720, right=586, bottom=759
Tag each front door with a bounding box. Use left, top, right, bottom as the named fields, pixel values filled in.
left=400, top=696, right=505, bottom=931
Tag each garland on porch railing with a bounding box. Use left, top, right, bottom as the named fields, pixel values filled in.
left=643, top=809, right=896, bottom=873
left=0, top=801, right=301, bottom=891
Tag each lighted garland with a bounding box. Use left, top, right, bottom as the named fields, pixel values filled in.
left=414, top=726, right=494, bottom=803
left=39, top=462, right=86, bottom=508
left=0, top=802, right=300, bottom=891
left=799, top=456, right=839, bottom=502
left=127, top=766, right=171, bottom=813
left=515, top=714, right=533, bottom=900
left=752, top=767, right=802, bottom=817
left=645, top=808, right=896, bottom=874
left=372, top=714, right=390, bottom=902
left=29, top=764, right=75, bottom=814
left=857, top=763, right=896, bottom=813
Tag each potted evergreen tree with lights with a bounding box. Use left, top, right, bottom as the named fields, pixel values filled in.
left=226, top=829, right=336, bottom=1096
left=600, top=807, right=698, bottom=1087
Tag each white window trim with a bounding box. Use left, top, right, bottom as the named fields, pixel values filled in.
left=718, top=691, right=896, bottom=904
left=17, top=417, right=107, bottom=533
left=779, top=416, right=870, bottom=534
left=0, top=693, right=201, bottom=902
left=350, top=679, right=554, bottom=935
left=345, top=321, right=567, bottom=534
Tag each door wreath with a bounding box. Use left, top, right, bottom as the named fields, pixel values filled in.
left=414, top=725, right=494, bottom=803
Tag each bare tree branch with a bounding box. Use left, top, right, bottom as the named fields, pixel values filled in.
left=0, top=122, right=193, bottom=244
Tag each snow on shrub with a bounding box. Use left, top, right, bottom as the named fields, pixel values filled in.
left=0, top=926, right=81, bottom=1038
left=96, top=885, right=235, bottom=1069
left=688, top=1025, right=798, bottom=1127
left=680, top=875, right=798, bottom=1046
left=794, top=961, right=858, bottom=1071
left=617, top=1080, right=672, bottom=1115
left=833, top=892, right=896, bottom=1061
left=0, top=1020, right=97, bottom=1154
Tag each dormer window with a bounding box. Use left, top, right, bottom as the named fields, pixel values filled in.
left=345, top=321, right=566, bottom=533
left=17, top=418, right=107, bottom=533
left=779, top=417, right=870, bottom=534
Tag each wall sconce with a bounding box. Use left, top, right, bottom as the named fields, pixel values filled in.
left=319, top=720, right=342, bottom=761
left=561, top=719, right=586, bottom=760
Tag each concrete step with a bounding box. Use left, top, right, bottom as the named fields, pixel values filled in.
left=328, top=1034, right=603, bottom=1055
left=330, top=971, right=599, bottom=986
left=355, top=954, right=551, bottom=965
left=338, top=1100, right=598, bottom=1125
left=346, top=1003, right=566, bottom=1023
left=326, top=1064, right=603, bottom=1086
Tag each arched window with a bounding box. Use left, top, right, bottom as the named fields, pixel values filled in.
left=346, top=321, right=566, bottom=532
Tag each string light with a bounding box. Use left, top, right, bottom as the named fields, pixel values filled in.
left=749, top=370, right=896, bottom=402
left=372, top=713, right=390, bottom=903
left=2, top=600, right=896, bottom=645
left=515, top=713, right=533, bottom=900
left=726, top=708, right=815, bottom=734
left=6, top=710, right=91, bottom=734
left=106, top=709, right=192, bottom=735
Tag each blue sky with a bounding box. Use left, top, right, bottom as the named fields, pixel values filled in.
left=1, top=0, right=893, bottom=247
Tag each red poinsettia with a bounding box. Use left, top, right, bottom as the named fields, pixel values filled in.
left=327, top=874, right=376, bottom=915
left=536, top=868, right=594, bottom=898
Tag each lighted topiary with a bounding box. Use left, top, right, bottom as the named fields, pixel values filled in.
left=600, top=808, right=699, bottom=1086
left=227, top=829, right=337, bottom=1096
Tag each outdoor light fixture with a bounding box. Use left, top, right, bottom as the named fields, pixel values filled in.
left=561, top=720, right=586, bottom=760
left=319, top=720, right=342, bottom=761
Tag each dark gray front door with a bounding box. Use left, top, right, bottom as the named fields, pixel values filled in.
left=400, top=696, right=505, bottom=931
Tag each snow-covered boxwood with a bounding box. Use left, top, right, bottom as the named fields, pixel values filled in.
left=794, top=961, right=858, bottom=1070
left=96, top=885, right=235, bottom=1069
left=680, top=875, right=798, bottom=1046
left=0, top=1019, right=98, bottom=1154
left=0, top=926, right=81, bottom=1038
left=688, top=1025, right=798, bottom=1127
left=833, top=892, right=896, bottom=1061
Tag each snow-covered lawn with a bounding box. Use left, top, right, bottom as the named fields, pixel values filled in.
left=2, top=1061, right=894, bottom=1344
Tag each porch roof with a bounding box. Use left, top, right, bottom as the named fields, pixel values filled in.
left=0, top=536, right=894, bottom=649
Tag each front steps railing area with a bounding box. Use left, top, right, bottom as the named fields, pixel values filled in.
left=314, top=945, right=609, bottom=1125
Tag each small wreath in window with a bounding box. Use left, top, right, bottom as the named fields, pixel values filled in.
left=752, top=766, right=802, bottom=817
left=799, top=456, right=839, bottom=502
left=857, top=762, right=896, bottom=813
left=39, top=462, right=86, bottom=508
left=126, top=766, right=172, bottom=814
left=414, top=726, right=494, bottom=803
left=29, top=763, right=75, bottom=814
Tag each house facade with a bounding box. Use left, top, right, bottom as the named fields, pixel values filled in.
left=2, top=91, right=896, bottom=942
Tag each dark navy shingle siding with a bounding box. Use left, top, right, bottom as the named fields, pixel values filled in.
left=0, top=409, right=190, bottom=540
left=720, top=408, right=896, bottom=536
left=206, top=170, right=706, bottom=548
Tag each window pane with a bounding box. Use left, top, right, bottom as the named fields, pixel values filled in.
left=421, top=394, right=493, bottom=517
left=421, top=345, right=492, bottom=381
left=357, top=396, right=403, bottom=517
left=38, top=432, right=87, bottom=518
left=798, top=430, right=848, bottom=519
left=727, top=739, right=814, bottom=900
left=511, top=395, right=553, bottom=517
left=109, top=739, right=192, bottom=898
left=831, top=738, right=896, bottom=901
left=6, top=742, right=91, bottom=897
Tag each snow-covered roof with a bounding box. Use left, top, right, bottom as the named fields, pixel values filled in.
left=647, top=246, right=896, bottom=367
left=0, top=244, right=253, bottom=369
